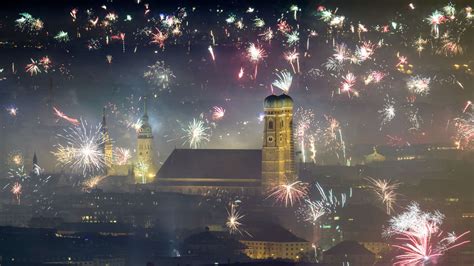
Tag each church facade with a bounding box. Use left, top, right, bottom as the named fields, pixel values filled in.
left=154, top=93, right=296, bottom=195
left=100, top=100, right=157, bottom=184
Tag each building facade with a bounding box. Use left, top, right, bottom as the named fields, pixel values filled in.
left=261, top=94, right=296, bottom=192
left=134, top=100, right=157, bottom=184
left=154, top=93, right=297, bottom=195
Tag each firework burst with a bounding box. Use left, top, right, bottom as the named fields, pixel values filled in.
left=407, top=76, right=431, bottom=96
left=266, top=181, right=308, bottom=207
left=52, top=120, right=106, bottom=176
left=25, top=59, right=41, bottom=76
left=226, top=203, right=246, bottom=235
left=272, top=70, right=293, bottom=94
left=247, top=43, right=266, bottom=79
left=11, top=182, right=22, bottom=204
left=83, top=175, right=108, bottom=191
left=182, top=118, right=210, bottom=149
left=365, top=177, right=400, bottom=214
left=211, top=106, right=225, bottom=121
left=114, top=147, right=131, bottom=165
left=379, top=97, right=396, bottom=129
left=453, top=111, right=474, bottom=149
left=144, top=61, right=175, bottom=93
left=386, top=203, right=470, bottom=265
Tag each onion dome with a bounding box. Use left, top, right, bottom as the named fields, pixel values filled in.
left=278, top=94, right=293, bottom=108
left=264, top=94, right=280, bottom=108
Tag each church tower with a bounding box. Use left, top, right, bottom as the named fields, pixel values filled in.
left=134, top=98, right=156, bottom=184
left=261, top=93, right=296, bottom=193
left=101, top=107, right=113, bottom=174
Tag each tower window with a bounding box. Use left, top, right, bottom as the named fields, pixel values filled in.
left=268, top=120, right=274, bottom=129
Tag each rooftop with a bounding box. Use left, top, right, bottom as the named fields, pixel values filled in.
left=157, top=149, right=262, bottom=181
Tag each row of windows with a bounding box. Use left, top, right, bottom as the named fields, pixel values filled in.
left=267, top=120, right=293, bottom=129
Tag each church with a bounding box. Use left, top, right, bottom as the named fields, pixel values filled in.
left=100, top=100, right=157, bottom=184
left=154, top=93, right=296, bottom=195
left=100, top=93, right=296, bottom=195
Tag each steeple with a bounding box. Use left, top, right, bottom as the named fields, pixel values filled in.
left=142, top=96, right=149, bottom=122
left=32, top=152, right=38, bottom=166
left=100, top=107, right=113, bottom=172
left=102, top=107, right=107, bottom=129
left=135, top=96, right=156, bottom=183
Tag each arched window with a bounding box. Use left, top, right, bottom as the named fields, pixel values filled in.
left=268, top=120, right=274, bottom=129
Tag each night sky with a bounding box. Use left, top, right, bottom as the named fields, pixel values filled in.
left=0, top=0, right=473, bottom=171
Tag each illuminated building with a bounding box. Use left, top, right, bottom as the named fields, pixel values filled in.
left=134, top=99, right=157, bottom=183
left=261, top=93, right=296, bottom=192
left=100, top=108, right=132, bottom=178
left=155, top=94, right=296, bottom=194
left=238, top=223, right=311, bottom=261
left=364, top=147, right=386, bottom=164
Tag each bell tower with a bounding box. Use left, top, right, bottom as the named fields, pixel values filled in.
left=134, top=98, right=156, bottom=184
left=261, top=94, right=296, bottom=193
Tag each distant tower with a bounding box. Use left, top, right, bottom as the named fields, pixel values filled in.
left=261, top=93, right=296, bottom=193
left=134, top=98, right=156, bottom=184
left=32, top=152, right=38, bottom=166
left=101, top=107, right=113, bottom=174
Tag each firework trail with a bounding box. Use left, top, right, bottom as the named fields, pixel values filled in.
left=53, top=107, right=80, bottom=126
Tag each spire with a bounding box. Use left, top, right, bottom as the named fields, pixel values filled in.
left=102, top=106, right=107, bottom=128
left=143, top=96, right=148, bottom=116
left=32, top=152, right=38, bottom=166
left=142, top=96, right=149, bottom=122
